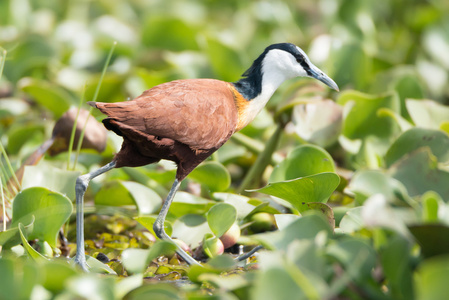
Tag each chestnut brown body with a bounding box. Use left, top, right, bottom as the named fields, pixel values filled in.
left=90, top=79, right=240, bottom=179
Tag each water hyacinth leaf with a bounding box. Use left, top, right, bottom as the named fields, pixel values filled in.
left=292, top=100, right=343, bottom=148
left=135, top=216, right=172, bottom=238
left=11, top=187, right=72, bottom=247
left=18, top=223, right=48, bottom=262
left=6, top=123, right=45, bottom=154
left=389, top=148, right=449, bottom=199
left=337, top=90, right=400, bottom=141
left=121, top=181, right=162, bottom=214
left=415, top=256, right=449, bottom=300
left=188, top=255, right=236, bottom=283
left=306, top=203, right=335, bottom=230
left=124, top=283, right=182, bottom=300
left=172, top=214, right=212, bottom=249
left=269, top=145, right=336, bottom=182
left=22, top=165, right=79, bottom=200
left=253, top=173, right=340, bottom=213
left=41, top=260, right=78, bottom=294
left=18, top=78, right=72, bottom=118
left=188, top=161, right=231, bottom=192
left=386, top=127, right=449, bottom=167
left=170, top=191, right=215, bottom=218
left=377, top=108, right=413, bottom=132
left=122, top=241, right=177, bottom=274
left=409, top=224, right=449, bottom=258
left=274, top=214, right=300, bottom=230
left=380, top=236, right=414, bottom=300
left=0, top=258, right=39, bottom=300
left=339, top=207, right=363, bottom=233
left=206, top=38, right=243, bottom=82
left=207, top=203, right=237, bottom=237
left=142, top=16, right=198, bottom=51
left=347, top=170, right=398, bottom=204
left=406, top=99, right=449, bottom=130
left=214, top=193, right=256, bottom=220
left=251, top=213, right=332, bottom=251
left=327, top=237, right=377, bottom=279
left=95, top=180, right=161, bottom=214
left=0, top=216, right=34, bottom=248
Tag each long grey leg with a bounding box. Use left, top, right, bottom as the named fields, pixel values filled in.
left=74, top=161, right=116, bottom=271
left=153, top=179, right=201, bottom=266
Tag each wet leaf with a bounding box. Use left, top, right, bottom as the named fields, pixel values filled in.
left=252, top=173, right=340, bottom=213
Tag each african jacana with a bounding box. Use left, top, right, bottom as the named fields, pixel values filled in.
left=74, top=43, right=339, bottom=270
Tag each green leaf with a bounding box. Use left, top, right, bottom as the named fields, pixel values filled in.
left=386, top=127, right=449, bottom=167
left=389, top=148, right=449, bottom=198
left=18, top=78, right=72, bottom=118
left=142, top=16, right=198, bottom=51
left=339, top=207, right=363, bottom=233
left=11, top=187, right=72, bottom=247
left=188, top=161, right=231, bottom=192
left=95, top=180, right=162, bottom=214
left=207, top=203, right=237, bottom=237
left=338, top=90, right=400, bottom=139
left=415, top=256, right=449, bottom=300
left=409, top=224, right=449, bottom=258
left=18, top=223, right=48, bottom=262
left=124, top=283, right=182, bottom=300
left=135, top=216, right=173, bottom=238
left=292, top=100, right=343, bottom=148
left=327, top=237, right=377, bottom=279
left=6, top=123, right=45, bottom=154
left=41, top=260, right=78, bottom=294
left=206, top=38, right=243, bottom=81
left=269, top=145, right=336, bottom=182
left=406, top=99, right=449, bottom=130
left=214, top=193, right=256, bottom=220
left=252, top=173, right=340, bottom=213
left=172, top=214, right=212, bottom=249
left=380, top=236, right=414, bottom=300
left=122, top=241, right=177, bottom=274
left=251, top=212, right=332, bottom=251
left=170, top=191, right=215, bottom=218
left=22, top=165, right=79, bottom=200
left=0, top=257, right=39, bottom=300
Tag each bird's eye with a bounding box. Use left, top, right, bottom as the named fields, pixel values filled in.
left=296, top=56, right=304, bottom=64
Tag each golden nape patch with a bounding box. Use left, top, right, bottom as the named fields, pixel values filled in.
left=228, top=84, right=250, bottom=131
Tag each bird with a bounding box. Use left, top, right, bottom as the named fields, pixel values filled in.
left=74, top=42, right=339, bottom=270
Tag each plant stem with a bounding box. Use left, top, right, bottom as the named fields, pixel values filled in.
left=237, top=124, right=283, bottom=193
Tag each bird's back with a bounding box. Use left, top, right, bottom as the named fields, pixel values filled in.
left=91, top=79, right=239, bottom=150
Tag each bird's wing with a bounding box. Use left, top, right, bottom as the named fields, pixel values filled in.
left=93, top=79, right=239, bottom=150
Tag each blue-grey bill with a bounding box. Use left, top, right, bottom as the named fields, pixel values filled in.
left=309, top=65, right=339, bottom=91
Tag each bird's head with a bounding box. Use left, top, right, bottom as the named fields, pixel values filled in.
left=240, top=43, right=339, bottom=94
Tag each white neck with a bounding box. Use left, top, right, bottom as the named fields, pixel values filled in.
left=242, top=52, right=296, bottom=126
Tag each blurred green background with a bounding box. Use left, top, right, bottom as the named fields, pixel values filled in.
left=2, top=0, right=449, bottom=299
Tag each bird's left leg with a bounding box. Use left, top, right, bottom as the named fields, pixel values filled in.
left=153, top=178, right=201, bottom=266
left=74, top=161, right=116, bottom=271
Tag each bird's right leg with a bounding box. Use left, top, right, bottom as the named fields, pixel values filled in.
left=153, top=179, right=201, bottom=266
left=74, top=161, right=116, bottom=271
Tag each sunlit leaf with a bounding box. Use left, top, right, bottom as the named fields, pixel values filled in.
left=22, top=165, right=79, bottom=200
left=269, top=145, right=336, bottom=183
left=406, top=99, right=449, bottom=130
left=253, top=173, right=340, bottom=213
left=386, top=128, right=449, bottom=167
left=135, top=215, right=172, bottom=238
left=207, top=203, right=237, bottom=237
left=188, top=161, right=231, bottom=192
left=18, top=78, right=72, bottom=118
left=415, top=256, right=449, bottom=300
left=11, top=187, right=72, bottom=247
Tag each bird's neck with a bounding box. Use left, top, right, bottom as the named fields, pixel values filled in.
left=232, top=63, right=289, bottom=129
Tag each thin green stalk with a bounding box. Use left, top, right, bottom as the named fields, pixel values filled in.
left=67, top=85, right=86, bottom=170
left=73, top=41, right=117, bottom=168
left=0, top=48, right=6, bottom=80
left=0, top=143, right=20, bottom=191
left=231, top=132, right=283, bottom=165
left=1, top=179, right=5, bottom=231
left=237, top=124, right=283, bottom=193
